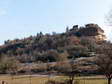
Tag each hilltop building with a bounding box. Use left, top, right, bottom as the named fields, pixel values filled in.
left=68, top=23, right=106, bottom=41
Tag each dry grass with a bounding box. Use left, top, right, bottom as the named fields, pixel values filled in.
left=0, top=75, right=108, bottom=84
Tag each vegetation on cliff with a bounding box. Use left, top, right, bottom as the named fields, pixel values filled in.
left=0, top=23, right=107, bottom=63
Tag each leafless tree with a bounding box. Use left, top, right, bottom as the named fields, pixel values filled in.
left=56, top=60, right=79, bottom=84
left=106, top=9, right=112, bottom=25
left=56, top=52, right=79, bottom=84
left=95, top=42, right=112, bottom=84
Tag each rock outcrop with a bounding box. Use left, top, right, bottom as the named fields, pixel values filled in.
left=68, top=23, right=106, bottom=41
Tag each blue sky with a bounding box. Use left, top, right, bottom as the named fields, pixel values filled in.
left=0, top=0, right=112, bottom=44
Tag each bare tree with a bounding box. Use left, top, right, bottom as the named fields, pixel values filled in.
left=56, top=52, right=79, bottom=84
left=106, top=9, right=112, bottom=25
left=56, top=60, right=79, bottom=84
left=95, top=42, right=112, bottom=84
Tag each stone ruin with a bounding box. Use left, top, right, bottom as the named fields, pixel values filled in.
left=67, top=23, right=106, bottom=41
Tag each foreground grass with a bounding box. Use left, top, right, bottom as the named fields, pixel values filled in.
left=0, top=75, right=108, bottom=84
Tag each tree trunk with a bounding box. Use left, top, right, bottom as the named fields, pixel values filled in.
left=69, top=76, right=74, bottom=84
left=69, top=79, right=73, bottom=84
left=108, top=78, right=111, bottom=84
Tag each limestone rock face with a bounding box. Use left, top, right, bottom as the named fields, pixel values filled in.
left=68, top=23, right=106, bottom=41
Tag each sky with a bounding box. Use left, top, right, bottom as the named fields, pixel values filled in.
left=0, top=0, right=112, bottom=44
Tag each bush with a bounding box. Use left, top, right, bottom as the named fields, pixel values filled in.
left=0, top=56, right=19, bottom=74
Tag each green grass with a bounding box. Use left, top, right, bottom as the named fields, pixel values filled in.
left=0, top=75, right=108, bottom=84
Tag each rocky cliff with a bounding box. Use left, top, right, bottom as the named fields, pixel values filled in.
left=67, top=23, right=106, bottom=41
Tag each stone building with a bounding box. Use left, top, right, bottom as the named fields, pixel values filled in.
left=68, top=23, right=106, bottom=41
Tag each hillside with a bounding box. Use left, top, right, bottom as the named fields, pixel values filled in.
left=0, top=23, right=106, bottom=63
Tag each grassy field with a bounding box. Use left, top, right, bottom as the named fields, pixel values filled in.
left=0, top=75, right=108, bottom=84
